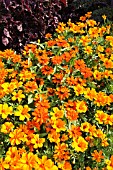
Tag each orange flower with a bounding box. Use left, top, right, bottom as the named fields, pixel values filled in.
left=51, top=55, right=63, bottom=65
left=74, top=59, right=86, bottom=70
left=52, top=119, right=66, bottom=132
left=41, top=65, right=54, bottom=75
left=52, top=73, right=63, bottom=84
left=61, top=134, right=68, bottom=142
left=5, top=147, right=20, bottom=164
left=95, top=110, right=107, bottom=124
left=62, top=52, right=72, bottom=62
left=24, top=81, right=38, bottom=93
left=68, top=125, right=82, bottom=138
left=86, top=19, right=97, bottom=27
left=106, top=155, right=113, bottom=169
left=45, top=33, right=52, bottom=39
left=66, top=76, right=76, bottom=86
left=54, top=143, right=70, bottom=162
left=56, top=86, right=70, bottom=100
left=23, top=44, right=37, bottom=55
left=0, top=158, right=9, bottom=170
left=35, top=49, right=49, bottom=65
left=80, top=122, right=90, bottom=132
left=14, top=105, right=31, bottom=121
left=74, top=84, right=84, bottom=96
left=79, top=16, right=86, bottom=21
left=58, top=161, right=72, bottom=170
left=19, top=70, right=36, bottom=81
left=47, top=40, right=56, bottom=46
left=81, top=67, right=93, bottom=78
left=50, top=107, right=64, bottom=120
left=0, top=103, right=13, bottom=119
left=9, top=128, right=25, bottom=145
left=36, top=155, right=58, bottom=170
left=48, top=130, right=60, bottom=143
left=66, top=108, right=78, bottom=121
left=91, top=150, right=104, bottom=162
left=19, top=152, right=38, bottom=170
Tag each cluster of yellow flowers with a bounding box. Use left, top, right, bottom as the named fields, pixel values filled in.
left=0, top=12, right=113, bottom=169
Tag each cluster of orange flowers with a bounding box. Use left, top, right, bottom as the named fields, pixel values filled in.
left=0, top=12, right=113, bottom=170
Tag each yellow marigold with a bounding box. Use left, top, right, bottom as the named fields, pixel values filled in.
left=84, top=46, right=92, bottom=54
left=14, top=105, right=30, bottom=120
left=72, top=136, right=88, bottom=152
left=36, top=155, right=58, bottom=170
left=19, top=152, right=38, bottom=170
left=31, top=134, right=45, bottom=148
left=12, top=90, right=25, bottom=103
left=80, top=122, right=91, bottom=132
left=76, top=100, right=87, bottom=113
left=0, top=103, right=13, bottom=119
left=9, top=128, right=25, bottom=145
left=1, top=122, right=14, bottom=134
left=74, top=84, right=84, bottom=96
left=95, top=110, right=108, bottom=124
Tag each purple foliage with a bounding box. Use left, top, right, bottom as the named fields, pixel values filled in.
left=0, top=0, right=63, bottom=52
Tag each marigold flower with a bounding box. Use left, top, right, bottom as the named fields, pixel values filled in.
left=80, top=122, right=90, bottom=132
left=74, top=84, right=84, bottom=96
left=9, top=128, right=25, bottom=145
left=31, top=134, right=45, bottom=148
left=58, top=161, right=72, bottom=170
left=48, top=130, right=60, bottom=143
left=50, top=107, right=64, bottom=120
left=56, top=86, right=70, bottom=100
left=76, top=100, right=87, bottom=113
left=1, top=122, right=14, bottom=134
left=14, top=105, right=31, bottom=120
left=52, top=119, right=66, bottom=132
left=91, top=150, right=104, bottom=162
left=36, top=155, right=58, bottom=170
left=0, top=103, right=13, bottom=119
left=95, top=110, right=108, bottom=124
left=19, top=152, right=38, bottom=170
left=12, top=90, right=25, bottom=103
left=72, top=136, right=88, bottom=152
left=54, top=143, right=70, bottom=162
left=0, top=158, right=9, bottom=170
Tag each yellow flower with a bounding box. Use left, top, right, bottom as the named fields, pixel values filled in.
left=36, top=155, right=58, bottom=170
left=80, top=122, right=90, bottom=132
left=95, top=110, right=107, bottom=124
left=97, top=45, right=104, bottom=52
left=0, top=103, right=13, bottom=119
left=12, top=90, right=25, bottom=103
left=1, top=122, right=14, bottom=134
left=102, top=15, right=107, bottom=20
left=19, top=152, right=38, bottom=170
left=14, top=105, right=30, bottom=120
left=31, top=134, right=45, bottom=148
left=74, top=84, right=84, bottom=96
left=76, top=100, right=87, bottom=113
left=72, top=136, right=88, bottom=152
left=84, top=46, right=92, bottom=54
left=50, top=107, right=64, bottom=120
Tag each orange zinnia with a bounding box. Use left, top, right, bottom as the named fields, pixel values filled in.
left=56, top=86, right=70, bottom=100
left=91, top=150, right=104, bottom=162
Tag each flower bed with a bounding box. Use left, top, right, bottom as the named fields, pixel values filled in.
left=0, top=12, right=113, bottom=170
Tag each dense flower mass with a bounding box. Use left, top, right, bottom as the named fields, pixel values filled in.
left=0, top=12, right=113, bottom=169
